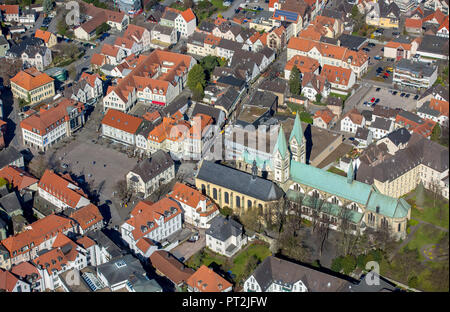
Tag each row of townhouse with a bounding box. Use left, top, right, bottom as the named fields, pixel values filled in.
left=65, top=72, right=103, bottom=105
left=0, top=4, right=37, bottom=25
left=101, top=108, right=215, bottom=160
left=405, top=7, right=449, bottom=38
left=20, top=98, right=85, bottom=152
left=287, top=36, right=369, bottom=78
left=102, top=49, right=196, bottom=112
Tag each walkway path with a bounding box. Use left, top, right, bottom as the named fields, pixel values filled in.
left=389, top=221, right=422, bottom=261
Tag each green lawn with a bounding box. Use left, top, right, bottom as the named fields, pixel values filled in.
left=404, top=224, right=446, bottom=260
left=210, top=0, right=227, bottom=10
left=407, top=189, right=449, bottom=229
left=327, top=166, right=347, bottom=177
left=329, top=93, right=349, bottom=102
left=186, top=248, right=227, bottom=269
left=230, top=243, right=272, bottom=281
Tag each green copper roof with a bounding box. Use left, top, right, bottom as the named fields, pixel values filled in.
left=289, top=161, right=411, bottom=219
left=289, top=112, right=303, bottom=144
left=274, top=124, right=288, bottom=157
left=290, top=160, right=373, bottom=205
left=366, top=192, right=410, bottom=219
left=286, top=190, right=363, bottom=224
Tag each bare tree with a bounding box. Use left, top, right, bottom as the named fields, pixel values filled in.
left=429, top=179, right=444, bottom=218
left=115, top=179, right=129, bottom=202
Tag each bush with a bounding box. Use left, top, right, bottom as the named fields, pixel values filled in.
left=331, top=256, right=343, bottom=273
left=408, top=275, right=419, bottom=289
left=356, top=254, right=366, bottom=270
left=341, top=255, right=357, bottom=275
left=409, top=219, right=419, bottom=227
left=220, top=206, right=233, bottom=217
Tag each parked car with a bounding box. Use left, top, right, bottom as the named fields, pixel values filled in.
left=376, top=87, right=381, bottom=92
left=414, top=94, right=419, bottom=100
left=374, top=55, right=382, bottom=60
left=368, top=43, right=376, bottom=47
left=392, top=31, right=400, bottom=36
left=363, top=48, right=370, bottom=52
left=376, top=67, right=383, bottom=72
left=405, top=94, right=410, bottom=98
left=400, top=93, right=405, bottom=97
left=375, top=98, right=380, bottom=103
left=393, top=91, right=398, bottom=95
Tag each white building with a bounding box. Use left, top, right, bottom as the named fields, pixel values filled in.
left=101, top=109, right=143, bottom=146
left=21, top=46, right=52, bottom=72
left=169, top=182, right=219, bottom=229
left=368, top=117, right=394, bottom=140
left=340, top=109, right=366, bottom=133
left=120, top=198, right=182, bottom=256
left=174, top=8, right=197, bottom=38
left=205, top=215, right=247, bottom=257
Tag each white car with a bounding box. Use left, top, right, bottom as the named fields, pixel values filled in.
left=224, top=1, right=231, bottom=6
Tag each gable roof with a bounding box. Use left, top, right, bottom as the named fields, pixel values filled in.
left=149, top=250, right=195, bottom=285
left=0, top=166, right=38, bottom=191
left=34, top=29, right=53, bottom=43
left=343, top=108, right=364, bottom=125
left=69, top=203, right=103, bottom=231
left=129, top=150, right=174, bottom=183
left=10, top=67, right=54, bottom=91
left=181, top=8, right=196, bottom=23
left=196, top=161, right=284, bottom=202
left=102, top=109, right=143, bottom=134
left=0, top=269, right=19, bottom=292
left=186, top=265, right=232, bottom=292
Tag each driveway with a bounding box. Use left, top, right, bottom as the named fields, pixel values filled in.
left=170, top=228, right=206, bottom=262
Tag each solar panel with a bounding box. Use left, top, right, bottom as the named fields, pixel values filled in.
left=273, top=10, right=298, bottom=22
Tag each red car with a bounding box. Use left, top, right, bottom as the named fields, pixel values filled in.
left=384, top=73, right=390, bottom=77
left=371, top=97, right=375, bottom=102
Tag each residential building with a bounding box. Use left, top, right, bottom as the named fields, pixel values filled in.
left=69, top=203, right=104, bottom=235
left=149, top=250, right=195, bottom=287
left=20, top=98, right=85, bottom=152
left=301, top=72, right=331, bottom=101
left=320, top=64, right=356, bottom=94
left=38, top=169, right=90, bottom=213
left=85, top=230, right=124, bottom=266
left=151, top=24, right=177, bottom=48
left=313, top=108, right=337, bottom=129
left=0, top=166, right=38, bottom=194
left=0, top=214, right=77, bottom=267
left=0, top=4, right=19, bottom=23
left=10, top=68, right=55, bottom=105
left=66, top=72, right=103, bottom=105
left=186, top=265, right=232, bottom=292
left=244, top=256, right=349, bottom=292
left=393, top=59, right=438, bottom=89
left=123, top=24, right=151, bottom=52
left=34, top=29, right=57, bottom=48
left=404, top=18, right=423, bottom=35
left=0, top=36, right=10, bottom=58
left=416, top=35, right=449, bottom=60
left=368, top=117, right=394, bottom=140
left=417, top=98, right=449, bottom=126
left=383, top=37, right=420, bottom=61
left=96, top=254, right=146, bottom=291
left=394, top=110, right=437, bottom=138
left=424, top=0, right=449, bottom=14
left=284, top=55, right=320, bottom=79
left=341, top=109, right=366, bottom=133
left=206, top=215, right=247, bottom=257
left=0, top=269, right=31, bottom=292
left=103, top=50, right=195, bottom=112
left=365, top=0, right=400, bottom=29
left=287, top=37, right=369, bottom=78
left=168, top=182, right=219, bottom=229
left=0, top=146, right=24, bottom=170
left=120, top=197, right=182, bottom=255
left=174, top=8, right=197, bottom=38
left=126, top=150, right=175, bottom=199
left=117, top=0, right=142, bottom=16
left=354, top=127, right=373, bottom=148
left=10, top=261, right=44, bottom=292
left=101, top=109, right=143, bottom=146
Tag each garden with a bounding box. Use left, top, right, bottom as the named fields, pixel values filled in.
left=186, top=241, right=272, bottom=288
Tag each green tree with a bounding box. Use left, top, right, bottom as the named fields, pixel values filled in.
left=192, top=82, right=204, bottom=101
left=187, top=64, right=206, bottom=91
left=200, top=55, right=220, bottom=80
left=289, top=65, right=301, bottom=95
left=341, top=255, right=357, bottom=275
left=220, top=206, right=233, bottom=217
left=408, top=275, right=419, bottom=289
left=96, top=22, right=111, bottom=36
left=57, top=19, right=68, bottom=36
left=43, top=0, right=53, bottom=15
left=416, top=181, right=425, bottom=208
left=431, top=123, right=441, bottom=142
left=331, top=256, right=343, bottom=272
left=315, top=93, right=322, bottom=103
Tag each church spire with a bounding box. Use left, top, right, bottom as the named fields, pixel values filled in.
left=289, top=112, right=303, bottom=144
left=274, top=124, right=288, bottom=158
left=347, top=159, right=354, bottom=184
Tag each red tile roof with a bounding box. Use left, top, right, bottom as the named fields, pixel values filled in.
left=0, top=165, right=38, bottom=191
left=91, top=53, right=106, bottom=66
left=429, top=98, right=449, bottom=117
left=423, top=8, right=447, bottom=25
left=186, top=265, right=232, bottom=292
left=321, top=64, right=353, bottom=87
left=142, top=111, right=161, bottom=122
left=343, top=108, right=364, bottom=125
left=149, top=250, right=195, bottom=285
left=76, top=236, right=96, bottom=249
left=285, top=55, right=319, bottom=75
left=10, top=261, right=41, bottom=281
left=101, top=109, right=143, bottom=134
left=126, top=197, right=182, bottom=241
left=38, top=169, right=89, bottom=209
left=405, top=18, right=422, bottom=29
left=0, top=269, right=19, bottom=292
left=101, top=44, right=120, bottom=57
left=70, top=203, right=103, bottom=231
left=1, top=214, right=74, bottom=257
left=80, top=72, right=101, bottom=88
left=169, top=182, right=218, bottom=217
left=35, top=29, right=53, bottom=43
left=0, top=4, right=19, bottom=15
left=20, top=98, right=84, bottom=137
left=385, top=41, right=412, bottom=51
left=314, top=108, right=336, bottom=125
left=10, top=68, right=54, bottom=91
left=181, top=8, right=196, bottom=23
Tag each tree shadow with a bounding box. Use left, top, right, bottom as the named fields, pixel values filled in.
left=304, top=124, right=313, bottom=165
